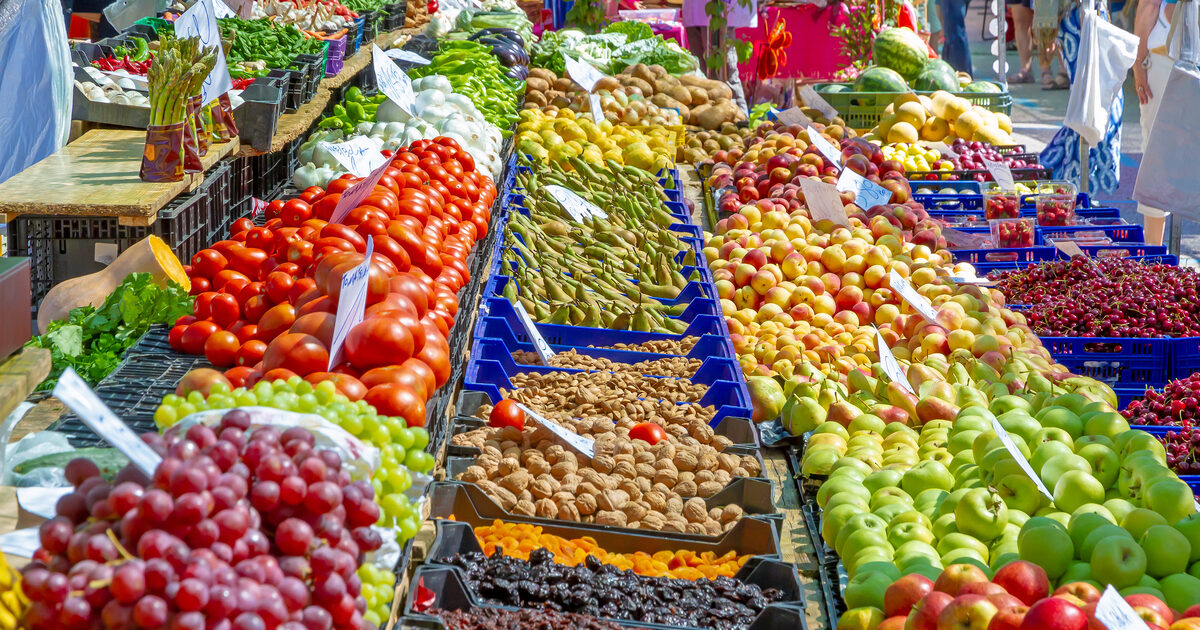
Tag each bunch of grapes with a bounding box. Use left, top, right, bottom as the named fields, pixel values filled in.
left=23, top=409, right=387, bottom=630
left=156, top=378, right=432, bottom=543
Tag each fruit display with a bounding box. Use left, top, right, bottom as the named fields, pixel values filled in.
left=1036, top=181, right=1078, bottom=226
left=989, top=218, right=1035, bottom=248
left=683, top=124, right=756, bottom=163
left=425, top=607, right=628, bottom=629
left=1159, top=425, right=1200, bottom=475
left=1124, top=374, right=1200, bottom=427
left=864, top=91, right=1014, bottom=147
left=513, top=108, right=676, bottom=171
left=522, top=68, right=682, bottom=127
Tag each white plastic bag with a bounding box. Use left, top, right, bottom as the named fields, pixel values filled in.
left=0, top=0, right=72, bottom=184
left=1062, top=0, right=1139, bottom=145
left=1133, top=0, right=1200, bottom=221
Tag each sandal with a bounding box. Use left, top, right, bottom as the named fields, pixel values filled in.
left=1008, top=69, right=1034, bottom=83
left=1041, top=70, right=1056, bottom=89
left=1050, top=72, right=1070, bottom=89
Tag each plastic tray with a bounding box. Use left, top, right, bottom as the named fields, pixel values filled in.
left=952, top=244, right=1168, bottom=265
left=473, top=297, right=727, bottom=348
left=471, top=323, right=737, bottom=364
left=1039, top=223, right=1145, bottom=245
left=971, top=253, right=1178, bottom=276
left=805, top=83, right=1012, bottom=131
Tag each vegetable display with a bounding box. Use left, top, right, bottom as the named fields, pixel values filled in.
left=146, top=35, right=215, bottom=127
left=405, top=40, right=524, bottom=131
left=513, top=108, right=675, bottom=170
left=218, top=17, right=327, bottom=77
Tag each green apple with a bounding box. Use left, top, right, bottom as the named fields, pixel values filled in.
left=817, top=477, right=871, bottom=510
left=1140, top=524, right=1192, bottom=578
left=1007, top=510, right=1031, bottom=528
left=1121, top=508, right=1169, bottom=540
left=834, top=456, right=877, bottom=477
left=882, top=422, right=918, bottom=439
left=901, top=460, right=954, bottom=497
left=1075, top=444, right=1119, bottom=487
left=926, top=448, right=952, bottom=468
left=948, top=429, right=982, bottom=455
left=889, top=521, right=935, bottom=548
left=937, top=488, right=973, bottom=519
left=1090, top=535, right=1147, bottom=589
left=847, top=414, right=886, bottom=434
left=843, top=571, right=895, bottom=610
left=1068, top=511, right=1113, bottom=547
left=863, top=469, right=904, bottom=495
left=835, top=512, right=888, bottom=553
left=933, top=512, right=959, bottom=538
left=941, top=546, right=988, bottom=567
left=871, top=486, right=915, bottom=510
left=1119, top=586, right=1165, bottom=599
left=1052, top=393, right=1092, bottom=414
left=857, top=561, right=902, bottom=582
left=873, top=502, right=911, bottom=525
left=881, top=446, right=920, bottom=469
left=825, top=492, right=871, bottom=515
left=1039, top=510, right=1073, bottom=528
left=991, top=394, right=1033, bottom=416
left=956, top=488, right=1009, bottom=542
left=990, top=551, right=1020, bottom=573
left=1071, top=504, right=1115, bottom=524
left=1119, top=431, right=1168, bottom=462
left=1058, top=560, right=1094, bottom=585
left=972, top=430, right=1000, bottom=465
left=814, top=421, right=851, bottom=439
left=1018, top=518, right=1074, bottom=579
left=998, top=410, right=1042, bottom=443
left=847, top=547, right=895, bottom=577
left=1032, top=441, right=1076, bottom=474
left=822, top=503, right=867, bottom=544
left=1192, top=560, right=1200, bottom=578
left=914, top=489, right=949, bottom=517
left=1039, top=453, right=1092, bottom=491
left=1076, top=434, right=1115, bottom=450
left=836, top=606, right=885, bottom=630
left=1053, top=470, right=1106, bottom=513
left=1082, top=411, right=1131, bottom=440
left=996, top=473, right=1049, bottom=515
left=988, top=457, right=1029, bottom=487
left=1174, top=512, right=1200, bottom=564
left=1081, top=524, right=1134, bottom=561
left=953, top=411, right=994, bottom=433
left=1158, top=573, right=1200, bottom=612
left=801, top=447, right=842, bottom=476
left=924, top=419, right=954, bottom=432
left=895, top=540, right=941, bottom=566
left=1144, top=477, right=1198, bottom=526
left=890, top=509, right=932, bottom=528
left=1035, top=406, right=1084, bottom=438
left=847, top=432, right=884, bottom=450
left=883, top=431, right=919, bottom=450
left=948, top=451, right=977, bottom=476
left=1031, top=427, right=1074, bottom=449
left=1103, top=498, right=1136, bottom=524
left=938, top=531, right=990, bottom=560
left=841, top=530, right=893, bottom=570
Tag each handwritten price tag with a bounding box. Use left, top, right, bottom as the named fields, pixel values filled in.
left=589, top=93, right=604, bottom=124
left=545, top=185, right=606, bottom=221
left=836, top=168, right=893, bottom=210
left=888, top=270, right=940, bottom=324
left=516, top=403, right=594, bottom=458
left=798, top=85, right=838, bottom=121
left=513, top=302, right=554, bottom=365
left=799, top=178, right=848, bottom=226
left=807, top=126, right=844, bottom=168
left=982, top=158, right=1016, bottom=190
left=372, top=44, right=414, bottom=115
left=328, top=239, right=375, bottom=369
left=53, top=369, right=163, bottom=476
left=775, top=107, right=812, bottom=127
left=329, top=157, right=394, bottom=224
left=321, top=137, right=387, bottom=178
left=385, top=49, right=431, bottom=65
left=1094, top=586, right=1151, bottom=630
left=564, top=56, right=607, bottom=92
left=174, top=0, right=234, bottom=103
left=874, top=327, right=914, bottom=394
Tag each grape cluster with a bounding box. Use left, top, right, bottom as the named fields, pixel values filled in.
left=23, top=410, right=384, bottom=630
left=1123, top=373, right=1200, bottom=427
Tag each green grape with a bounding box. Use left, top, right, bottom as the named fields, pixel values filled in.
left=186, top=390, right=205, bottom=405
left=161, top=394, right=181, bottom=407
left=154, top=405, right=177, bottom=428
left=362, top=414, right=382, bottom=435
left=386, top=467, right=409, bottom=493
left=382, top=494, right=407, bottom=518
left=285, top=375, right=303, bottom=388
left=253, top=381, right=273, bottom=396
left=294, top=379, right=314, bottom=395
left=208, top=381, right=230, bottom=396
left=393, top=427, right=415, bottom=450
left=410, top=427, right=430, bottom=450
left=273, top=391, right=299, bottom=409
left=175, top=402, right=197, bottom=418
left=207, top=395, right=234, bottom=409
left=398, top=514, right=421, bottom=540
left=370, top=424, right=391, bottom=447
left=405, top=450, right=434, bottom=473
left=372, top=477, right=384, bottom=497
left=254, top=388, right=275, bottom=405
left=235, top=391, right=258, bottom=407
left=297, top=393, right=319, bottom=413
left=385, top=417, right=408, bottom=442
left=340, top=413, right=364, bottom=436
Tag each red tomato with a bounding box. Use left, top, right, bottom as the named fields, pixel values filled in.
left=262, top=333, right=329, bottom=376
left=223, top=366, right=257, bottom=388
left=265, top=200, right=286, bottom=220
left=169, top=324, right=189, bottom=352
left=321, top=224, right=367, bottom=252
left=235, top=324, right=259, bottom=344
left=288, top=277, right=317, bottom=305
left=286, top=240, right=314, bottom=269
left=312, top=194, right=342, bottom=221
left=180, top=321, right=221, bottom=355
left=304, top=372, right=367, bottom=401
left=191, top=249, right=228, bottom=279
left=282, top=199, right=312, bottom=225
left=367, top=235, right=410, bottom=272
left=289, top=312, right=336, bottom=347
left=261, top=368, right=299, bottom=383
left=229, top=247, right=270, bottom=280
left=175, top=315, right=197, bottom=327
left=242, top=294, right=272, bottom=324
left=256, top=303, right=296, bottom=342
left=388, top=274, right=428, bottom=319
left=209, top=293, right=241, bottom=328
left=354, top=217, right=389, bottom=239
left=343, top=318, right=414, bottom=369
left=193, top=292, right=218, bottom=320
left=235, top=340, right=267, bottom=367
left=189, top=277, right=211, bottom=295
left=245, top=227, right=274, bottom=251
left=364, top=384, right=425, bottom=428
left=415, top=339, right=450, bottom=388
left=359, top=365, right=428, bottom=400
left=325, top=177, right=358, bottom=195
left=297, top=294, right=335, bottom=317
left=274, top=262, right=301, bottom=277
left=231, top=218, right=254, bottom=236
left=629, top=422, right=668, bottom=446
left=488, top=400, right=525, bottom=430
left=236, top=282, right=265, bottom=305
left=213, top=269, right=251, bottom=295
left=364, top=293, right=419, bottom=320
left=264, top=271, right=296, bottom=304
left=204, top=331, right=241, bottom=367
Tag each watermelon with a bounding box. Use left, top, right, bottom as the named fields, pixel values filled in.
left=854, top=67, right=908, bottom=93
left=820, top=83, right=852, bottom=93
left=872, top=27, right=929, bottom=82
left=913, top=59, right=959, bottom=92
left=964, top=80, right=1003, bottom=93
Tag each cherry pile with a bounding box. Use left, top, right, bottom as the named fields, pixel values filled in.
left=990, top=257, right=1200, bottom=337
left=22, top=409, right=383, bottom=630
left=1123, top=373, right=1200, bottom=427
left=1160, top=425, right=1200, bottom=474
left=948, top=139, right=1033, bottom=171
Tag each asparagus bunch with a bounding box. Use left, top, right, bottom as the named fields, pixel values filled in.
left=148, top=35, right=217, bottom=126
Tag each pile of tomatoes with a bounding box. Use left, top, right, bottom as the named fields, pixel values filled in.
left=168, top=137, right=495, bottom=427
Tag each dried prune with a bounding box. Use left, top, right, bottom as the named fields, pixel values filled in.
left=428, top=607, right=628, bottom=629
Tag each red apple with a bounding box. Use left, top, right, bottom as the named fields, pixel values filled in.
left=937, top=594, right=999, bottom=630
left=934, top=564, right=991, bottom=597
left=908, top=591, right=955, bottom=630
left=992, top=561, right=1050, bottom=606
left=960, top=583, right=1009, bottom=598
left=1184, top=605, right=1200, bottom=618
left=886, top=574, right=936, bottom=618
left=880, top=618, right=907, bottom=630
left=986, top=593, right=1025, bottom=613
left=987, top=605, right=1028, bottom=630
left=1020, top=597, right=1086, bottom=630
left=1126, top=594, right=1173, bottom=626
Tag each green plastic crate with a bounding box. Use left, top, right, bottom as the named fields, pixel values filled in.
left=811, top=82, right=1012, bottom=132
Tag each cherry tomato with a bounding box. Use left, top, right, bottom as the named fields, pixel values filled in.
left=488, top=400, right=526, bottom=430
left=629, top=422, right=668, bottom=446
left=204, top=331, right=241, bottom=367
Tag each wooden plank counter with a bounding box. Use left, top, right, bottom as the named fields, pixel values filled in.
left=0, top=130, right=238, bottom=226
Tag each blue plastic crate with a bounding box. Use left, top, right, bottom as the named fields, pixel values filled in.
left=476, top=296, right=727, bottom=343
left=484, top=273, right=718, bottom=317
left=910, top=180, right=982, bottom=194
left=1037, top=336, right=1171, bottom=387
left=918, top=191, right=1094, bottom=213
left=472, top=316, right=737, bottom=361
left=1167, top=336, right=1200, bottom=381
left=974, top=253, right=1178, bottom=276
left=1038, top=224, right=1145, bottom=245
left=470, top=336, right=741, bottom=381
left=954, top=244, right=1167, bottom=265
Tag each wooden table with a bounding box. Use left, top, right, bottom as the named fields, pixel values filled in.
left=0, top=130, right=239, bottom=226
left=0, top=348, right=50, bottom=430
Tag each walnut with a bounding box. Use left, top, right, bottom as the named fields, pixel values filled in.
left=720, top=504, right=744, bottom=523
left=493, top=487, right=518, bottom=511
left=741, top=456, right=762, bottom=475
left=518, top=490, right=532, bottom=503
left=550, top=461, right=576, bottom=479
left=644, top=491, right=667, bottom=512
left=497, top=457, right=521, bottom=476
left=674, top=480, right=698, bottom=497
left=653, top=468, right=678, bottom=487
left=527, top=458, right=552, bottom=477
left=634, top=477, right=652, bottom=494
left=578, top=482, right=600, bottom=497
left=513, top=499, right=536, bottom=516
left=536, top=498, right=558, bottom=519
left=732, top=467, right=749, bottom=478
left=705, top=520, right=724, bottom=536
left=597, top=489, right=630, bottom=512
left=677, top=471, right=695, bottom=485
left=612, top=461, right=637, bottom=480
left=694, top=470, right=715, bottom=484
left=592, top=455, right=616, bottom=474
left=715, top=470, right=732, bottom=485
left=613, top=453, right=636, bottom=468
left=499, top=471, right=532, bottom=494
left=530, top=478, right=556, bottom=500
left=613, top=441, right=634, bottom=456
left=580, top=469, right=605, bottom=488
left=502, top=446, right=522, bottom=460
left=712, top=436, right=733, bottom=451
left=661, top=518, right=685, bottom=533
left=665, top=497, right=684, bottom=515
left=652, top=482, right=672, bottom=496
left=673, top=450, right=698, bottom=472
left=634, top=451, right=656, bottom=465
left=500, top=426, right=524, bottom=443
left=545, top=444, right=566, bottom=463
left=557, top=501, right=581, bottom=521
left=622, top=502, right=648, bottom=522
left=475, top=479, right=501, bottom=495
left=634, top=463, right=657, bottom=479
left=690, top=424, right=714, bottom=443
left=709, top=507, right=723, bottom=520
left=698, top=481, right=723, bottom=497
left=683, top=498, right=708, bottom=523
left=686, top=522, right=709, bottom=535
left=595, top=510, right=628, bottom=527
left=459, top=465, right=488, bottom=483
left=653, top=442, right=677, bottom=461
left=480, top=445, right=503, bottom=460
left=591, top=418, right=613, bottom=434
left=561, top=473, right=583, bottom=488
left=577, top=494, right=598, bottom=516
left=666, top=425, right=688, bottom=439
left=626, top=520, right=641, bottom=530
left=476, top=454, right=500, bottom=473
left=697, top=452, right=719, bottom=471
left=641, top=512, right=666, bottom=530
left=717, top=454, right=739, bottom=472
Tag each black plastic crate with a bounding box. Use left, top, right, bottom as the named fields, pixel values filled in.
left=271, top=67, right=306, bottom=112
left=384, top=0, right=407, bottom=29
left=234, top=76, right=285, bottom=153
left=295, top=52, right=324, bottom=100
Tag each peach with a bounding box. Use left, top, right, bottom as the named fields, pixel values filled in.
left=733, top=263, right=757, bottom=286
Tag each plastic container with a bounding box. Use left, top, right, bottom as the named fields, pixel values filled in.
left=232, top=76, right=284, bottom=153
left=803, top=83, right=1012, bottom=131
left=988, top=217, right=1035, bottom=248
left=983, top=182, right=1021, bottom=220
left=1036, top=336, right=1172, bottom=387
left=1035, top=180, right=1078, bottom=226
left=324, top=35, right=347, bottom=76
left=1039, top=224, right=1145, bottom=246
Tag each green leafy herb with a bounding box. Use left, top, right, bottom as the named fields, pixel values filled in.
left=28, top=273, right=195, bottom=391
left=602, top=21, right=652, bottom=42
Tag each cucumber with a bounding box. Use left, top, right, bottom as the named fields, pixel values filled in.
left=14, top=448, right=129, bottom=479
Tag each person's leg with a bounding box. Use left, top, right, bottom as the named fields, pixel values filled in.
left=940, top=0, right=974, bottom=75
left=1009, top=3, right=1035, bottom=80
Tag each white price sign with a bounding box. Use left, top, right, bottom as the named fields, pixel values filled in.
left=806, top=126, right=844, bottom=168
left=836, top=168, right=893, bottom=210
left=545, top=185, right=606, bottom=221
left=874, top=326, right=914, bottom=394
left=982, top=158, right=1016, bottom=190
left=888, top=270, right=941, bottom=324
left=251, top=197, right=268, bottom=218
left=385, top=49, right=431, bottom=65
left=1094, top=586, right=1151, bottom=630
left=328, top=239, right=375, bottom=370
left=1053, top=239, right=1087, bottom=259
left=53, top=369, right=163, bottom=476
left=329, top=157, right=394, bottom=224
left=212, top=0, right=235, bottom=17
left=174, top=0, right=234, bottom=104
left=513, top=301, right=554, bottom=365
left=799, top=177, right=848, bottom=226
left=991, top=417, right=1054, bottom=499
left=372, top=44, right=414, bottom=115
left=775, top=107, right=812, bottom=127
left=564, top=56, right=607, bottom=92
left=321, top=137, right=387, bottom=178
left=589, top=93, right=604, bottom=125
left=798, top=85, right=839, bottom=121
left=516, top=403, right=594, bottom=459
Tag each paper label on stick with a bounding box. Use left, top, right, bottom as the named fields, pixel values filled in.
left=564, top=56, right=606, bottom=92
left=1094, top=585, right=1151, bottom=630
left=888, top=270, right=940, bottom=324
left=545, top=185, right=606, bottom=220
left=874, top=327, right=915, bottom=394
left=213, top=0, right=235, bottom=17
left=516, top=403, right=594, bottom=458
left=328, top=239, right=375, bottom=370
left=806, top=126, right=844, bottom=167
left=798, top=85, right=839, bottom=121
left=53, top=369, right=163, bottom=476
left=589, top=93, right=604, bottom=124
left=329, top=157, right=394, bottom=224
left=175, top=0, right=234, bottom=103
left=982, top=158, right=1016, bottom=190
left=513, top=302, right=554, bottom=365
left=321, top=137, right=387, bottom=177
left=775, top=107, right=812, bottom=126
left=385, top=49, right=431, bottom=65
left=372, top=44, right=414, bottom=115
left=990, top=417, right=1055, bottom=499
left=836, top=168, right=893, bottom=210
left=799, top=178, right=848, bottom=226
left=1054, top=240, right=1087, bottom=259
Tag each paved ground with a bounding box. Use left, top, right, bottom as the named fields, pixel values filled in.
left=958, top=2, right=1200, bottom=261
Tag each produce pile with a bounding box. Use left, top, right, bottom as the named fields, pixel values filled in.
left=217, top=17, right=328, bottom=78
left=513, top=108, right=675, bottom=170
left=862, top=90, right=1015, bottom=147
left=531, top=23, right=698, bottom=76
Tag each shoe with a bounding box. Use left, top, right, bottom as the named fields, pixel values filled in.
left=1008, top=69, right=1033, bottom=83
left=1040, top=71, right=1055, bottom=89
left=1050, top=72, right=1069, bottom=89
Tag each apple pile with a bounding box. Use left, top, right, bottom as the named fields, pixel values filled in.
left=948, top=139, right=1035, bottom=171
left=1124, top=373, right=1200, bottom=428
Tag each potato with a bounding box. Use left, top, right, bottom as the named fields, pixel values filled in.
left=529, top=67, right=557, bottom=83
left=706, top=86, right=732, bottom=102
left=526, top=91, right=548, bottom=107
left=686, top=86, right=709, bottom=105
left=552, top=77, right=575, bottom=92
left=678, top=74, right=721, bottom=90
left=525, top=77, right=550, bottom=94
left=594, top=76, right=622, bottom=92
left=666, top=85, right=692, bottom=106
left=648, top=64, right=668, bottom=78
left=694, top=101, right=739, bottom=130
left=626, top=77, right=654, bottom=96
left=631, top=64, right=656, bottom=85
